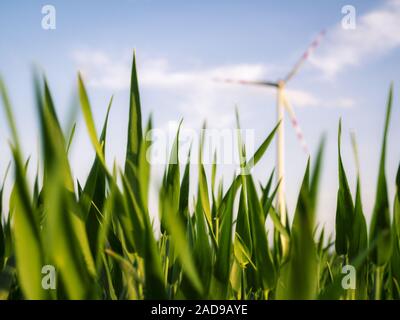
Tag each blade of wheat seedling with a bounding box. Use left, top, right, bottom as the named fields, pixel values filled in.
left=125, top=50, right=143, bottom=183
left=246, top=174, right=276, bottom=295
left=95, top=189, right=114, bottom=269
left=179, top=147, right=191, bottom=227
left=122, top=162, right=166, bottom=299
left=260, top=170, right=275, bottom=220
left=39, top=77, right=75, bottom=190
left=161, top=188, right=203, bottom=297
left=162, top=123, right=204, bottom=297
left=137, top=116, right=153, bottom=208
left=120, top=118, right=166, bottom=299
left=198, top=125, right=213, bottom=230
left=349, top=133, right=368, bottom=299
left=78, top=74, right=107, bottom=169
left=105, top=249, right=142, bottom=299
left=370, top=85, right=394, bottom=300
left=180, top=190, right=212, bottom=299
left=335, top=120, right=354, bottom=256
left=101, top=253, right=118, bottom=300
left=211, top=152, right=219, bottom=235
left=218, top=121, right=279, bottom=213
left=211, top=150, right=217, bottom=197
left=165, top=119, right=182, bottom=214
left=0, top=163, right=10, bottom=271
left=310, top=136, right=325, bottom=214
left=212, top=184, right=236, bottom=298
left=233, top=113, right=254, bottom=293
left=390, top=164, right=400, bottom=298
left=235, top=187, right=253, bottom=267
left=232, top=120, right=279, bottom=295
left=43, top=79, right=63, bottom=132
left=139, top=118, right=166, bottom=299
left=370, top=84, right=393, bottom=266
left=11, top=147, right=50, bottom=299
left=1, top=77, right=49, bottom=299
left=277, top=160, right=318, bottom=300
left=66, top=122, right=76, bottom=154
left=80, top=97, right=112, bottom=258
left=39, top=75, right=98, bottom=299
left=267, top=194, right=290, bottom=240
left=120, top=169, right=146, bottom=254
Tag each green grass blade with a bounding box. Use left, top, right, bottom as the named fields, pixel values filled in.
left=310, top=136, right=325, bottom=215
left=80, top=97, right=112, bottom=257
left=370, top=84, right=393, bottom=266
left=78, top=74, right=106, bottom=169
left=246, top=174, right=276, bottom=292
left=277, top=161, right=318, bottom=299
left=213, top=184, right=235, bottom=298
left=335, top=120, right=354, bottom=256
left=1, top=78, right=47, bottom=298
left=391, top=164, right=400, bottom=298
left=125, top=51, right=143, bottom=176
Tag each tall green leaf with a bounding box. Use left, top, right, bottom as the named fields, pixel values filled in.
left=277, top=161, right=318, bottom=300
left=125, top=51, right=143, bottom=178
left=370, top=84, right=393, bottom=266
left=335, top=120, right=354, bottom=256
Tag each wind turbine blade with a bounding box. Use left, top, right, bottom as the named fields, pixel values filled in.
left=283, top=30, right=326, bottom=83
left=281, top=91, right=309, bottom=154
left=213, top=78, right=278, bottom=87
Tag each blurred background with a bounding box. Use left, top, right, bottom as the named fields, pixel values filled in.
left=0, top=0, right=400, bottom=236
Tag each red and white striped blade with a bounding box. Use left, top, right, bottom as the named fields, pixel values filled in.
left=281, top=92, right=309, bottom=154
left=284, top=30, right=326, bottom=83
left=213, top=78, right=278, bottom=87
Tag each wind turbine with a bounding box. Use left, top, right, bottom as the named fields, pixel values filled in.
left=215, top=30, right=325, bottom=256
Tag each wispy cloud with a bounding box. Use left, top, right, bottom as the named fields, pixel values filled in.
left=72, top=50, right=269, bottom=91
left=72, top=50, right=131, bottom=90
left=141, top=58, right=269, bottom=88
left=311, top=0, right=400, bottom=78
left=72, top=49, right=354, bottom=128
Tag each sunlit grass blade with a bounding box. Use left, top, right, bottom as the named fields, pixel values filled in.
left=246, top=174, right=276, bottom=295
left=81, top=97, right=112, bottom=257
left=212, top=185, right=236, bottom=298
left=78, top=74, right=106, bottom=169
left=335, top=120, right=354, bottom=256
left=0, top=163, right=10, bottom=271
left=39, top=77, right=97, bottom=299
left=277, top=161, right=318, bottom=300
left=370, top=84, right=393, bottom=268
left=125, top=51, right=143, bottom=179
left=1, top=78, right=48, bottom=299
left=310, top=136, right=325, bottom=215
left=178, top=148, right=191, bottom=226
left=391, top=164, right=400, bottom=298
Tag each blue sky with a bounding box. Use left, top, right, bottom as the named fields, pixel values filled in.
left=1, top=0, right=400, bottom=234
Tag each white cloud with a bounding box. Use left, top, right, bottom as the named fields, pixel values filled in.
left=286, top=89, right=355, bottom=109
left=72, top=50, right=268, bottom=127
left=73, top=50, right=269, bottom=91
left=72, top=50, right=131, bottom=90
left=140, top=59, right=269, bottom=88
left=137, top=59, right=272, bottom=127
left=311, top=0, right=400, bottom=78
left=335, top=98, right=356, bottom=109
left=286, top=89, right=320, bottom=108
left=71, top=49, right=354, bottom=130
